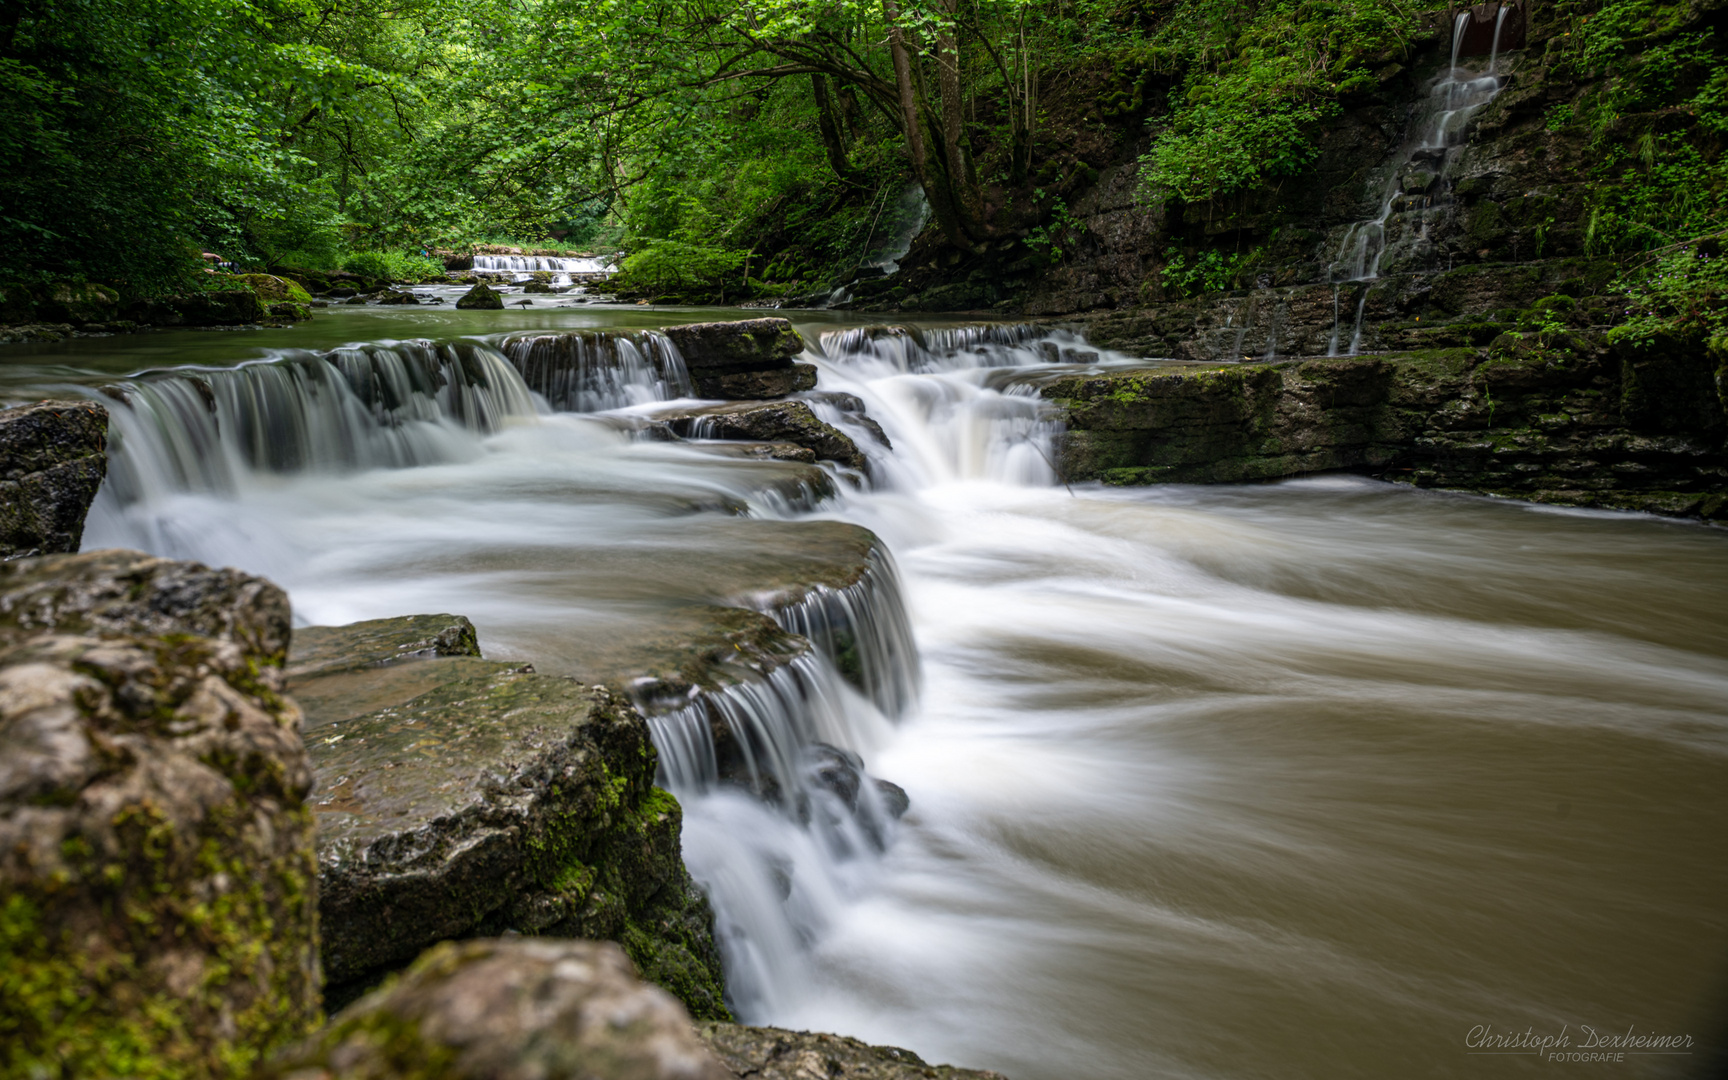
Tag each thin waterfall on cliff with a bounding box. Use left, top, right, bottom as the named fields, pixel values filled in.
left=1327, top=3, right=1516, bottom=353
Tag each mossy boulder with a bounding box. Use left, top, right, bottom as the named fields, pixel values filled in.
left=0, top=400, right=108, bottom=559
left=0, top=550, right=318, bottom=1080
left=234, top=273, right=313, bottom=306
left=455, top=283, right=505, bottom=310
left=261, top=938, right=733, bottom=1080
left=291, top=616, right=728, bottom=1019
left=127, top=290, right=264, bottom=327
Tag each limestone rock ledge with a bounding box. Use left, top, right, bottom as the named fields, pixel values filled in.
left=0, top=550, right=319, bottom=1079
left=1045, top=340, right=1728, bottom=519
left=288, top=616, right=729, bottom=1020
left=0, top=400, right=108, bottom=559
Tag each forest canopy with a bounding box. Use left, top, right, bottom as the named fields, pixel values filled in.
left=1, top=0, right=1723, bottom=301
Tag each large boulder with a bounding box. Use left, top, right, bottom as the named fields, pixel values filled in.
left=0, top=400, right=108, bottom=559
left=0, top=550, right=318, bottom=1079
left=262, top=938, right=733, bottom=1080
left=291, top=616, right=728, bottom=1018
left=456, top=282, right=506, bottom=310
left=664, top=318, right=818, bottom=399
left=659, top=400, right=869, bottom=473
left=699, top=1024, right=1009, bottom=1080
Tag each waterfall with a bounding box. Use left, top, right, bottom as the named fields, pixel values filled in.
left=644, top=653, right=905, bottom=1017
left=472, top=254, right=613, bottom=275
left=93, top=342, right=539, bottom=505
left=499, top=329, right=693, bottom=411
left=814, top=323, right=1101, bottom=376
left=1328, top=4, right=1515, bottom=286
left=748, top=547, right=922, bottom=719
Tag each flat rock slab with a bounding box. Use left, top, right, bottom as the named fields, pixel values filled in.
left=0, top=400, right=108, bottom=559
left=699, top=1023, right=1009, bottom=1080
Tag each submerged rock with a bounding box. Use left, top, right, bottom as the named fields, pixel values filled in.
left=291, top=615, right=728, bottom=1019
left=0, top=550, right=318, bottom=1079
left=0, top=400, right=108, bottom=559
left=699, top=1023, right=1009, bottom=1080
left=263, top=938, right=732, bottom=1080
left=456, top=282, right=506, bottom=310
left=660, top=400, right=869, bottom=473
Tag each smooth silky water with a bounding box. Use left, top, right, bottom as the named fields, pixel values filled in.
left=6, top=301, right=1726, bottom=1079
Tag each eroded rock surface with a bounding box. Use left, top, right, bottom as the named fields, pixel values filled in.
left=263, top=938, right=732, bottom=1080
left=0, top=550, right=318, bottom=1079
left=0, top=400, right=108, bottom=559
left=699, top=1023, right=1009, bottom=1080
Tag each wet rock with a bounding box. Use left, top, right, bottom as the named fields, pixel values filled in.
left=664, top=318, right=813, bottom=399
left=263, top=938, right=732, bottom=1080
left=0, top=551, right=318, bottom=1078
left=0, top=400, right=108, bottom=559
left=523, top=280, right=556, bottom=294
left=699, top=1023, right=1009, bottom=1080
left=456, top=282, right=506, bottom=310
left=443, top=252, right=476, bottom=271
left=298, top=617, right=727, bottom=1019
left=374, top=290, right=421, bottom=305
left=659, top=401, right=868, bottom=472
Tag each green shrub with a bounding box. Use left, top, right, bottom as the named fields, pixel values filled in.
left=341, top=251, right=446, bottom=282
left=613, top=241, right=746, bottom=296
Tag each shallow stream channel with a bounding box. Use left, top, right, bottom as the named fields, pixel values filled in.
left=7, top=292, right=1728, bottom=1079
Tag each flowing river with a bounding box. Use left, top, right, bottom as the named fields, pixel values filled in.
left=5, top=297, right=1726, bottom=1079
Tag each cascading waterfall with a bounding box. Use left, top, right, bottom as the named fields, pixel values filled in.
left=500, top=329, right=693, bottom=411
left=472, top=253, right=613, bottom=275
left=1328, top=5, right=1515, bottom=293
left=748, top=547, right=922, bottom=719
left=644, top=652, right=905, bottom=1017
left=815, top=323, right=1098, bottom=375
left=94, top=341, right=538, bottom=506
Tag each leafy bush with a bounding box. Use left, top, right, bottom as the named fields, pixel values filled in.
left=613, top=241, right=747, bottom=296
left=341, top=251, right=446, bottom=281
left=1161, top=246, right=1251, bottom=296
left=1607, top=242, right=1728, bottom=349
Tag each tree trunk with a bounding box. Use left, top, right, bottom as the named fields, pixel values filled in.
left=811, top=74, right=864, bottom=186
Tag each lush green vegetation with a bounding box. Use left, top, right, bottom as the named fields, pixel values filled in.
left=2, top=0, right=1725, bottom=315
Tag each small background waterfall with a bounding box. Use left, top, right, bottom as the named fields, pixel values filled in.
left=1326, top=3, right=1518, bottom=353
